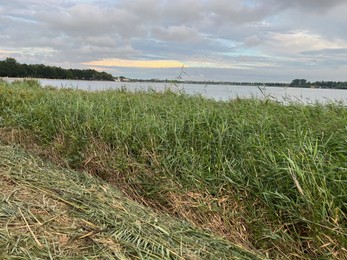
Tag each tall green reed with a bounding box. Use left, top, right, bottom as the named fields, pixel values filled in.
left=0, top=80, right=346, bottom=258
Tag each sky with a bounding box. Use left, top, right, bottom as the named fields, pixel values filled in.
left=1, top=0, right=347, bottom=82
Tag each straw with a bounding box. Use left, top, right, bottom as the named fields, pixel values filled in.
left=0, top=143, right=262, bottom=259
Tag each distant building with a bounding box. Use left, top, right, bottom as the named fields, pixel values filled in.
left=115, top=76, right=130, bottom=82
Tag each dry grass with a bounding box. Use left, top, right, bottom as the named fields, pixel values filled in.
left=167, top=191, right=253, bottom=249
left=1, top=175, right=90, bottom=258
left=0, top=142, right=262, bottom=259
left=0, top=127, right=257, bottom=252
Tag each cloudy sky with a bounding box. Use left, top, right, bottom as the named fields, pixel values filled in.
left=1, top=0, right=347, bottom=82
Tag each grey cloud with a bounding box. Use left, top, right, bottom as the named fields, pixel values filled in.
left=156, top=0, right=206, bottom=26
left=274, top=0, right=347, bottom=12
left=299, top=48, right=347, bottom=68
left=1, top=0, right=347, bottom=80
left=151, top=25, right=202, bottom=43
left=300, top=48, right=347, bottom=56
left=206, top=0, right=273, bottom=25
left=37, top=4, right=140, bottom=38
left=244, top=35, right=262, bottom=47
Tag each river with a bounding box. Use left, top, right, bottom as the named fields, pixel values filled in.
left=5, top=78, right=347, bottom=104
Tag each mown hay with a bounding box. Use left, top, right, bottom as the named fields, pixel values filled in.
left=0, top=143, right=262, bottom=259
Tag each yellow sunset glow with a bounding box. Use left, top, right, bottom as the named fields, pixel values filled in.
left=83, top=59, right=184, bottom=68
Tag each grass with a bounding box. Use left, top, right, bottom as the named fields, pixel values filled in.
left=0, top=79, right=347, bottom=258
left=0, top=143, right=259, bottom=259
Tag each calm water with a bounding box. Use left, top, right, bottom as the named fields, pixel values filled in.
left=6, top=78, right=347, bottom=104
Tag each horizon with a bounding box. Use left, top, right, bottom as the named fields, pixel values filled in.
left=2, top=57, right=347, bottom=85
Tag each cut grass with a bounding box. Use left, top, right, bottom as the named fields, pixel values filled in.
left=0, top=143, right=260, bottom=259
left=0, top=79, right=346, bottom=258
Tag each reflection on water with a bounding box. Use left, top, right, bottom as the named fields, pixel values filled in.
left=5, top=78, right=347, bottom=104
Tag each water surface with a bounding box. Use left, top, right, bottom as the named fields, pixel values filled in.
left=6, top=78, right=347, bottom=104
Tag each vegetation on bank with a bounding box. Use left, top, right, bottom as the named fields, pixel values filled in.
left=0, top=143, right=258, bottom=259
left=0, top=57, right=114, bottom=81
left=0, top=79, right=346, bottom=259
left=289, top=78, right=347, bottom=89
left=122, top=78, right=347, bottom=89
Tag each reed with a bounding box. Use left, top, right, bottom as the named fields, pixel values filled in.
left=0, top=79, right=346, bottom=258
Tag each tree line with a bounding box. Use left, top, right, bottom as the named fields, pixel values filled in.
left=290, top=79, right=347, bottom=89
left=132, top=78, right=347, bottom=89
left=0, top=57, right=114, bottom=81
left=131, top=78, right=288, bottom=87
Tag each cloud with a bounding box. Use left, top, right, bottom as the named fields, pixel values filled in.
left=84, top=58, right=184, bottom=68
left=38, top=3, right=140, bottom=38
left=266, top=31, right=347, bottom=53
left=274, top=0, right=346, bottom=12
left=0, top=49, right=17, bottom=55
left=244, top=35, right=262, bottom=47
left=151, top=25, right=202, bottom=43
left=1, top=0, right=347, bottom=80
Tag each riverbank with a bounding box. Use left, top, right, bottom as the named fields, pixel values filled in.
left=0, top=143, right=257, bottom=259
left=0, top=79, right=346, bottom=258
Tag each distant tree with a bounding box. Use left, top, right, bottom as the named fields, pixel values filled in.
left=0, top=57, right=115, bottom=81
left=1, top=57, right=19, bottom=77
left=336, top=82, right=347, bottom=89
left=290, top=79, right=310, bottom=87
left=4, top=57, right=17, bottom=64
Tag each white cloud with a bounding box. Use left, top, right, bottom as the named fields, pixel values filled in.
left=267, top=31, right=347, bottom=53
